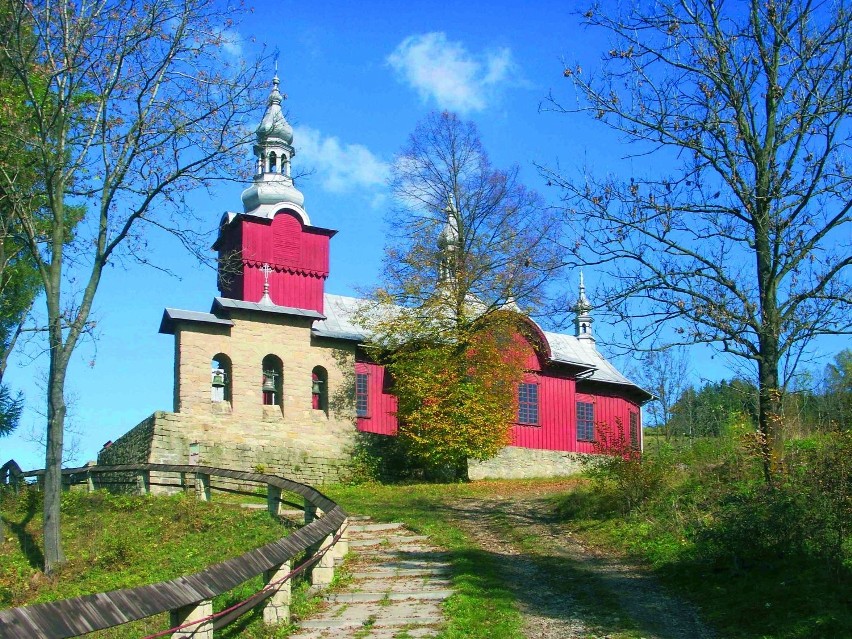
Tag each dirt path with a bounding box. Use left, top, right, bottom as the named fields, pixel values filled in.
left=445, top=494, right=715, bottom=639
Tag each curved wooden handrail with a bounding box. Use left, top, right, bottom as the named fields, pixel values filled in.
left=0, top=462, right=347, bottom=638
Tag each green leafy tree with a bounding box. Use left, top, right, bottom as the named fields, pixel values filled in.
left=546, top=0, right=852, bottom=482
left=375, top=314, right=531, bottom=479
left=824, top=349, right=852, bottom=429
left=0, top=0, right=265, bottom=573
left=360, top=112, right=560, bottom=478
left=0, top=0, right=42, bottom=437
left=669, top=379, right=758, bottom=438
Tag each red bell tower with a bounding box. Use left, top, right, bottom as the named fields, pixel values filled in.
left=214, top=75, right=336, bottom=314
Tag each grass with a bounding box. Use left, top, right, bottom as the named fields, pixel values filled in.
left=550, top=432, right=852, bottom=639
left=0, top=485, right=325, bottom=638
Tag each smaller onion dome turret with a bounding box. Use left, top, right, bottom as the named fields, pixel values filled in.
left=572, top=271, right=594, bottom=341
left=437, top=194, right=460, bottom=283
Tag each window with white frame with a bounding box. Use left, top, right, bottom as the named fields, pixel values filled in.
left=577, top=401, right=595, bottom=441
left=355, top=372, right=369, bottom=417
left=517, top=382, right=539, bottom=425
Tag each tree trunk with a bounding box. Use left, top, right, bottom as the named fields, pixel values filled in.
left=757, top=343, right=783, bottom=485
left=43, top=344, right=67, bottom=574
left=456, top=457, right=470, bottom=482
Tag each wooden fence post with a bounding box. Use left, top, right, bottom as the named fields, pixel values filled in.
left=263, top=560, right=291, bottom=625
left=169, top=599, right=213, bottom=639
left=196, top=473, right=211, bottom=502
left=267, top=485, right=282, bottom=517
left=136, top=470, right=150, bottom=495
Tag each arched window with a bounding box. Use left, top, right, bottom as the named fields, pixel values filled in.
left=262, top=354, right=283, bottom=406
left=268, top=151, right=278, bottom=173
left=211, top=354, right=232, bottom=404
left=312, top=366, right=328, bottom=412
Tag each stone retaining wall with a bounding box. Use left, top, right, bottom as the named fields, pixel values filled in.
left=100, top=410, right=355, bottom=488
left=469, top=446, right=585, bottom=480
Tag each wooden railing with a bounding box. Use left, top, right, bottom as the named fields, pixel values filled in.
left=0, top=462, right=349, bottom=638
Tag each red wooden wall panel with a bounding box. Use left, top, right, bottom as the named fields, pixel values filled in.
left=219, top=209, right=331, bottom=313
left=356, top=362, right=398, bottom=435
left=511, top=372, right=577, bottom=451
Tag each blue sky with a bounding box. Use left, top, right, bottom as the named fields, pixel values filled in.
left=4, top=0, right=846, bottom=469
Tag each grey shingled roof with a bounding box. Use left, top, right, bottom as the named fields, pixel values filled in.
left=315, top=293, right=648, bottom=396
left=159, top=308, right=234, bottom=334
left=213, top=297, right=325, bottom=320
left=312, top=294, right=366, bottom=341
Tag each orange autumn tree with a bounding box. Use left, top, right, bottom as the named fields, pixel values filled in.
left=379, top=313, right=531, bottom=480
left=358, top=112, right=561, bottom=480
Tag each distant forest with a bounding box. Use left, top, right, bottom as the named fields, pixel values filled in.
left=657, top=350, right=851, bottom=439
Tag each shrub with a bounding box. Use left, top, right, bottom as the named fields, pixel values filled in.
left=581, top=419, right=670, bottom=513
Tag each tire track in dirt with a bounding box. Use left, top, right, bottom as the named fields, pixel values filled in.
left=446, top=494, right=715, bottom=639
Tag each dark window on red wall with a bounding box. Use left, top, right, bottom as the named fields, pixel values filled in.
left=630, top=411, right=640, bottom=450
left=577, top=401, right=595, bottom=441
left=518, top=382, right=539, bottom=425
left=355, top=372, right=369, bottom=417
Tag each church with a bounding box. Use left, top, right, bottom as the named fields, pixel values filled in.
left=98, top=76, right=651, bottom=484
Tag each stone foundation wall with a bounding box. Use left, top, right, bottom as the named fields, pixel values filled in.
left=468, top=446, right=586, bottom=480
left=149, top=410, right=356, bottom=487
left=101, top=409, right=357, bottom=490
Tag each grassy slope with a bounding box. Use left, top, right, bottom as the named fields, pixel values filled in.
left=0, top=487, right=301, bottom=638
left=553, top=433, right=852, bottom=639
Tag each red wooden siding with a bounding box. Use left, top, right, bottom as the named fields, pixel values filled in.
left=511, top=372, right=577, bottom=450
left=355, top=362, right=398, bottom=435
left=216, top=209, right=333, bottom=313
left=572, top=389, right=641, bottom=454
left=352, top=359, right=641, bottom=453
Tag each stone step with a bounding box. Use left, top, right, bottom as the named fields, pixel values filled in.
left=351, top=567, right=451, bottom=579
left=358, top=559, right=452, bottom=572
left=348, top=578, right=454, bottom=592
left=292, top=626, right=441, bottom=639
left=297, top=599, right=445, bottom=629
left=349, top=535, right=429, bottom=547
left=347, top=522, right=404, bottom=533
left=328, top=589, right=455, bottom=604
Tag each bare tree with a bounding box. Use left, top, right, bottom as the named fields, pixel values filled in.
left=631, top=347, right=691, bottom=439
left=377, top=111, right=562, bottom=336
left=544, top=0, right=852, bottom=482
left=0, top=0, right=265, bottom=573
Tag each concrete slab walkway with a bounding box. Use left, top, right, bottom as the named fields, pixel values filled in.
left=290, top=517, right=451, bottom=638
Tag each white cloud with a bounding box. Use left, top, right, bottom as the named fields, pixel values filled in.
left=216, top=28, right=243, bottom=57
left=387, top=32, right=515, bottom=113
left=295, top=126, right=390, bottom=195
